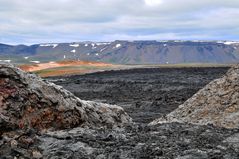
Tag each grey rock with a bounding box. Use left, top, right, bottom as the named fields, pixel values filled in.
left=223, top=133, right=239, bottom=151
left=1, top=64, right=239, bottom=159
left=0, top=64, right=132, bottom=132
left=35, top=123, right=239, bottom=159
left=32, top=150, right=43, bottom=159
left=0, top=64, right=131, bottom=158
left=151, top=64, right=239, bottom=129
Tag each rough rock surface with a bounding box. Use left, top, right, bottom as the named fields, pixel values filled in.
left=37, top=123, right=239, bottom=159
left=0, top=64, right=131, bottom=133
left=1, top=65, right=239, bottom=159
left=49, top=67, right=229, bottom=124
left=151, top=64, right=239, bottom=128
left=0, top=64, right=132, bottom=158
left=2, top=122, right=239, bottom=159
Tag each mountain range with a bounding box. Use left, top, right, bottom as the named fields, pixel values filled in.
left=0, top=40, right=239, bottom=64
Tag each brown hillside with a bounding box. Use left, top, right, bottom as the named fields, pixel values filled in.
left=19, top=60, right=113, bottom=72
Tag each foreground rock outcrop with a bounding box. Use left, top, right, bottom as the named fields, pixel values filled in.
left=2, top=64, right=239, bottom=159
left=0, top=64, right=132, bottom=158
left=151, top=64, right=239, bottom=128
left=0, top=64, right=131, bottom=133
left=38, top=123, right=239, bottom=159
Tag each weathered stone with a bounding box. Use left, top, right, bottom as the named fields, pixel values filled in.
left=10, top=139, right=18, bottom=148
left=150, top=64, right=239, bottom=129
left=2, top=64, right=239, bottom=159
left=36, top=123, right=239, bottom=159
left=0, top=64, right=132, bottom=133
left=223, top=133, right=239, bottom=151
left=32, top=150, right=43, bottom=159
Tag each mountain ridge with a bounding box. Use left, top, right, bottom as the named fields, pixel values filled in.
left=0, top=40, right=239, bottom=64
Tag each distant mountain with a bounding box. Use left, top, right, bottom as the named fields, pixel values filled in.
left=0, top=40, right=239, bottom=64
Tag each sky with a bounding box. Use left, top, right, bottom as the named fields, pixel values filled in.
left=0, top=0, right=239, bottom=44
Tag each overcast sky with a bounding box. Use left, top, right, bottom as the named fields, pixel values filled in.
left=0, top=0, right=239, bottom=44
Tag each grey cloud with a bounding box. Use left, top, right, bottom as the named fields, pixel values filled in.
left=0, top=0, right=239, bottom=44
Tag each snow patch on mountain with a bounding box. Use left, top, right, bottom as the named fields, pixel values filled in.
left=113, top=44, right=121, bottom=49
left=224, top=41, right=239, bottom=45
left=70, top=44, right=80, bottom=47
left=100, top=47, right=107, bottom=52
left=116, top=44, right=121, bottom=48
left=0, top=60, right=11, bottom=63
left=96, top=43, right=110, bottom=46
left=71, top=49, right=76, bottom=53
left=40, top=44, right=58, bottom=48
left=216, top=41, right=239, bottom=45
left=91, top=43, right=97, bottom=49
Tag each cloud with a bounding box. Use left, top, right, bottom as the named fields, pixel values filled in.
left=0, top=0, right=239, bottom=44
left=144, top=0, right=163, bottom=6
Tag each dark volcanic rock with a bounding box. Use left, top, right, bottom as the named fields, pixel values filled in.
left=2, top=122, right=239, bottom=159
left=151, top=64, right=239, bottom=129
left=49, top=67, right=229, bottom=124
left=33, top=123, right=239, bottom=159
left=2, top=64, right=239, bottom=159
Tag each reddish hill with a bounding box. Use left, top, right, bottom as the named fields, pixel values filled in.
left=20, top=60, right=113, bottom=72
left=19, top=60, right=116, bottom=77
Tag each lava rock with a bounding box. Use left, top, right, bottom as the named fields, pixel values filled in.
left=0, top=64, right=132, bottom=133
left=151, top=64, right=239, bottom=129
left=1, top=65, right=239, bottom=159
left=49, top=67, right=229, bottom=124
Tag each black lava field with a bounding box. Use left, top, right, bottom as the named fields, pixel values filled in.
left=49, top=67, right=229, bottom=124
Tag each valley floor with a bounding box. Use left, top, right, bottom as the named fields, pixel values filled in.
left=3, top=66, right=239, bottom=159
left=49, top=67, right=229, bottom=124
left=41, top=67, right=239, bottom=158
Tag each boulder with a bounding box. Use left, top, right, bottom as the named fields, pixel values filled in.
left=0, top=64, right=131, bottom=133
